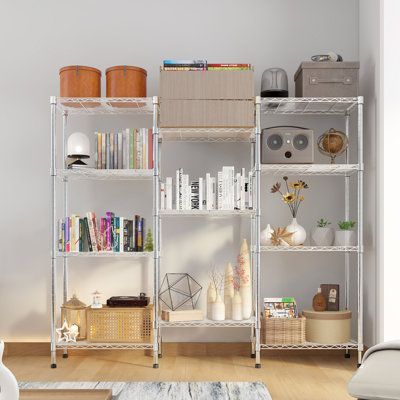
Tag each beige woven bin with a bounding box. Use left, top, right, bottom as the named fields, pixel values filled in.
left=87, top=305, right=153, bottom=343
left=261, top=317, right=306, bottom=345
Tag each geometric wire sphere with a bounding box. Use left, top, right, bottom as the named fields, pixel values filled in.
left=159, top=273, right=202, bottom=311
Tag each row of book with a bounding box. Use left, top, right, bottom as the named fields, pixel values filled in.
left=160, top=167, right=253, bottom=211
left=264, top=297, right=299, bottom=319
left=95, top=129, right=153, bottom=170
left=163, top=59, right=252, bottom=71
left=58, top=212, right=148, bottom=253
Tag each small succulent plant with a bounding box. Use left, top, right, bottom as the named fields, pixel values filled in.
left=338, top=220, right=356, bottom=230
left=317, top=218, right=331, bottom=228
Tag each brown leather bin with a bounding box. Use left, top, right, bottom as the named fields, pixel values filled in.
left=59, top=65, right=101, bottom=97
left=106, top=65, right=147, bottom=98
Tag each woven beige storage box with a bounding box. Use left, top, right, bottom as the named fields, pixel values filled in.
left=261, top=317, right=306, bottom=345
left=303, top=310, right=351, bottom=344
left=87, top=305, right=153, bottom=343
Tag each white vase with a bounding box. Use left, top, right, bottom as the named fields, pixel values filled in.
left=260, top=224, right=274, bottom=245
left=0, top=341, right=19, bottom=400
left=232, top=291, right=243, bottom=321
left=240, top=286, right=252, bottom=319
left=286, top=218, right=307, bottom=245
left=334, top=230, right=356, bottom=246
left=206, top=283, right=216, bottom=319
left=211, top=294, right=225, bottom=321
left=310, top=227, right=334, bottom=246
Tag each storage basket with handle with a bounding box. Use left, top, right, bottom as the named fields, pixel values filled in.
left=261, top=317, right=306, bottom=345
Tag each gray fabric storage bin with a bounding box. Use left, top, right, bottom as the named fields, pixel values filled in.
left=294, top=62, right=359, bottom=97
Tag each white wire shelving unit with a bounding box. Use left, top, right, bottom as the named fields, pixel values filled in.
left=159, top=318, right=255, bottom=328
left=50, top=96, right=158, bottom=369
left=159, top=209, right=255, bottom=217
left=159, top=127, right=254, bottom=142
left=260, top=96, right=364, bottom=366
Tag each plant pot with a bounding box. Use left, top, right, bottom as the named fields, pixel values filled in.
left=310, top=227, right=334, bottom=246
left=334, top=230, right=356, bottom=246
left=286, top=218, right=306, bottom=246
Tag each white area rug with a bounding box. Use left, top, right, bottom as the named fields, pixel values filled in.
left=19, top=381, right=272, bottom=399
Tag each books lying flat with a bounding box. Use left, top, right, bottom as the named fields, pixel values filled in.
left=263, top=297, right=298, bottom=318
left=161, top=309, right=204, bottom=322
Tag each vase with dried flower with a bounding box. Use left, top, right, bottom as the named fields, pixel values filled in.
left=270, top=177, right=309, bottom=245
left=209, top=267, right=225, bottom=321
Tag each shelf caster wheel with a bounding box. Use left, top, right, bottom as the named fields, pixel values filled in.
left=345, top=353, right=350, bottom=359
left=153, top=364, right=159, bottom=369
left=51, top=363, right=57, bottom=369
left=357, top=363, right=361, bottom=368
left=158, top=354, right=163, bottom=359
left=255, top=363, right=261, bottom=369
left=62, top=354, right=69, bottom=359
left=251, top=353, right=256, bottom=359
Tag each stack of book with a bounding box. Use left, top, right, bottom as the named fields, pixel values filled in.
left=162, top=60, right=252, bottom=71
left=58, top=212, right=147, bottom=253
left=160, top=167, right=253, bottom=211
left=263, top=297, right=298, bottom=318
left=95, top=128, right=153, bottom=170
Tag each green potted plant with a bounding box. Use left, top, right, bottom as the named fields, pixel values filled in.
left=334, top=220, right=357, bottom=246
left=310, top=218, right=334, bottom=246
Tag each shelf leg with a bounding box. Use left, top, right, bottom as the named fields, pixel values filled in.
left=345, top=349, right=350, bottom=358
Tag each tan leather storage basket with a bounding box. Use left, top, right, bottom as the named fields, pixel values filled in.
left=106, top=65, right=147, bottom=97
left=59, top=65, right=101, bottom=97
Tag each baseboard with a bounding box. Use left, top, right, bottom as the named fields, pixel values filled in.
left=4, top=341, right=361, bottom=357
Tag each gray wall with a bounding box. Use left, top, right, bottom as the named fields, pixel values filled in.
left=0, top=0, right=364, bottom=342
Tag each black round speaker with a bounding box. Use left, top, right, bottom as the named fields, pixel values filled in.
left=267, top=134, right=283, bottom=150
left=293, top=134, right=309, bottom=151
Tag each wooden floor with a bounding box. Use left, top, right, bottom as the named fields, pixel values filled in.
left=5, top=348, right=357, bottom=400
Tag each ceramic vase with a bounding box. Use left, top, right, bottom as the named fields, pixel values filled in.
left=206, top=283, right=216, bottom=319
left=334, top=230, right=356, bottom=246
left=224, top=263, right=234, bottom=319
left=260, top=224, right=274, bottom=245
left=310, top=227, right=334, bottom=246
left=0, top=341, right=19, bottom=400
left=211, top=294, right=225, bottom=321
left=286, top=218, right=306, bottom=245
left=232, top=291, right=243, bottom=321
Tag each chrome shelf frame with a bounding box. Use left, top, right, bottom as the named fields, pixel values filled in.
left=159, top=127, right=254, bottom=142
left=261, top=164, right=360, bottom=176
left=49, top=96, right=159, bottom=369
left=260, top=340, right=358, bottom=350
left=261, top=246, right=359, bottom=252
left=159, top=209, right=255, bottom=217
left=159, top=318, right=255, bottom=328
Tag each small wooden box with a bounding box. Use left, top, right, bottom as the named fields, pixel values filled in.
left=261, top=317, right=306, bottom=345
left=303, top=310, right=351, bottom=344
left=87, top=305, right=153, bottom=343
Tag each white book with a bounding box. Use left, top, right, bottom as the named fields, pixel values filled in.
left=206, top=173, right=212, bottom=210
left=245, top=177, right=249, bottom=209
left=179, top=168, right=184, bottom=210
left=222, top=166, right=235, bottom=210
left=235, top=172, right=241, bottom=210
left=199, top=177, right=204, bottom=210
left=248, top=171, right=253, bottom=209
left=101, top=133, right=106, bottom=169
left=137, top=129, right=142, bottom=169
left=119, top=217, right=124, bottom=252
left=240, top=168, right=246, bottom=210
left=182, top=174, right=190, bottom=210
left=211, top=177, right=216, bottom=210
left=160, top=182, right=166, bottom=210
left=175, top=170, right=180, bottom=210
left=217, top=171, right=223, bottom=210
left=143, top=128, right=148, bottom=169
left=124, top=129, right=129, bottom=169
left=118, top=132, right=123, bottom=169
left=166, top=177, right=173, bottom=210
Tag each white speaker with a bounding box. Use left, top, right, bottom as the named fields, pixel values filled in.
left=261, top=126, right=314, bottom=164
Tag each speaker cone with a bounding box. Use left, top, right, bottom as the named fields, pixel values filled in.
left=267, top=134, right=283, bottom=150
left=293, top=134, right=309, bottom=151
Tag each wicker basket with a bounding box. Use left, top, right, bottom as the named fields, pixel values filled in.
left=87, top=305, right=153, bottom=343
left=261, top=317, right=306, bottom=345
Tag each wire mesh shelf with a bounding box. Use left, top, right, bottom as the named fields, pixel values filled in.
left=55, top=97, right=154, bottom=115
left=58, top=168, right=153, bottom=181
left=260, top=340, right=358, bottom=350
left=261, top=97, right=359, bottom=115
left=261, top=246, right=358, bottom=252
left=56, top=341, right=153, bottom=350
left=57, top=251, right=153, bottom=258
left=159, top=317, right=255, bottom=328
left=159, top=209, right=255, bottom=217
left=159, top=127, right=254, bottom=142
left=261, top=164, right=359, bottom=176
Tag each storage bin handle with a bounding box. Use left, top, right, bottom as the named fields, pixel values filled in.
left=310, top=76, right=353, bottom=85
